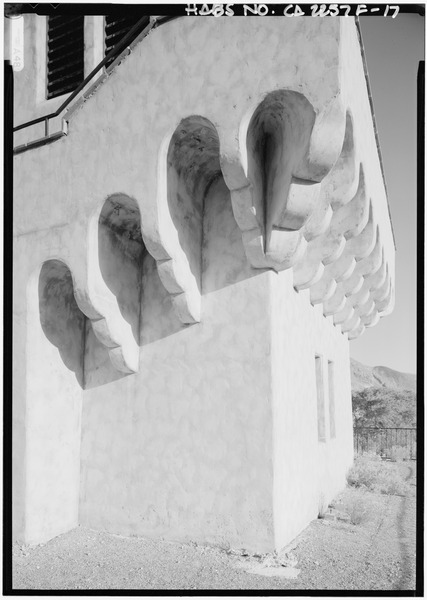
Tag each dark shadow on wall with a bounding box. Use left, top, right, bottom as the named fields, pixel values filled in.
left=39, top=259, right=129, bottom=389
left=39, top=260, right=86, bottom=388
left=246, top=90, right=317, bottom=241
left=83, top=318, right=130, bottom=389
left=202, top=176, right=264, bottom=294
left=98, top=193, right=146, bottom=344
left=139, top=252, right=187, bottom=346
left=167, top=116, right=223, bottom=293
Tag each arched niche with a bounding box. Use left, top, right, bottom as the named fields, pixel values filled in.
left=98, top=193, right=146, bottom=345
left=39, top=259, right=86, bottom=387
left=167, top=116, right=222, bottom=292
left=246, top=90, right=318, bottom=243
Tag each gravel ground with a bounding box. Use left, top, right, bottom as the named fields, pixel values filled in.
left=11, top=462, right=417, bottom=592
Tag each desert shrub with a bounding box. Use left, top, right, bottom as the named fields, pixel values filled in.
left=346, top=455, right=382, bottom=489
left=360, top=451, right=382, bottom=461
left=344, top=490, right=369, bottom=525
left=389, top=445, right=410, bottom=462
left=347, top=456, right=409, bottom=496
left=373, top=462, right=410, bottom=496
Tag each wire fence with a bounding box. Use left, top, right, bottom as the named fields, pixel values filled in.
left=354, top=427, right=417, bottom=460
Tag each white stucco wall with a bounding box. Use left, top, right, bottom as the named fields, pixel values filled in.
left=270, top=272, right=353, bottom=550
left=12, top=15, right=393, bottom=551
left=25, top=260, right=84, bottom=545
left=79, top=178, right=276, bottom=551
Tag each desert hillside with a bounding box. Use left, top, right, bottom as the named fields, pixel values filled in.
left=351, top=358, right=416, bottom=392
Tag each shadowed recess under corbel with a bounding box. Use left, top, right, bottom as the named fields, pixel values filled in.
left=221, top=90, right=347, bottom=271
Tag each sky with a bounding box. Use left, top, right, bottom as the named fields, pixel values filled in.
left=349, top=12, right=424, bottom=374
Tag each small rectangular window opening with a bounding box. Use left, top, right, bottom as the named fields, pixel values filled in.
left=328, top=360, right=336, bottom=439
left=47, top=15, right=84, bottom=100
left=315, top=355, right=326, bottom=443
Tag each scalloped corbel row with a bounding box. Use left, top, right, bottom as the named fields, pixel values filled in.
left=293, top=164, right=367, bottom=291
left=320, top=112, right=359, bottom=211
left=221, top=90, right=346, bottom=271
left=138, top=128, right=204, bottom=325
left=308, top=198, right=374, bottom=305
left=300, top=111, right=359, bottom=244
left=71, top=202, right=141, bottom=374
left=341, top=252, right=394, bottom=338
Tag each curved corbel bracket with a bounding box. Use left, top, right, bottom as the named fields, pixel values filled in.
left=376, top=280, right=394, bottom=314
left=221, top=91, right=346, bottom=271
left=330, top=165, right=369, bottom=240
left=358, top=297, right=376, bottom=318
left=372, top=271, right=391, bottom=302
left=299, top=95, right=347, bottom=182
left=320, top=112, right=359, bottom=210
left=345, top=201, right=376, bottom=260
left=333, top=302, right=354, bottom=325
left=321, top=273, right=362, bottom=317
left=71, top=205, right=140, bottom=374
left=349, top=285, right=371, bottom=308
left=309, top=199, right=375, bottom=302
left=332, top=254, right=357, bottom=282
left=293, top=257, right=325, bottom=291
left=341, top=313, right=361, bottom=334
left=341, top=271, right=364, bottom=296
left=312, top=254, right=356, bottom=306
left=348, top=323, right=366, bottom=340
left=354, top=231, right=383, bottom=277
left=301, top=201, right=332, bottom=243
left=300, top=111, right=359, bottom=243
left=361, top=310, right=380, bottom=328
left=219, top=125, right=266, bottom=269
left=364, top=261, right=387, bottom=293
left=323, top=287, right=347, bottom=316
left=294, top=163, right=368, bottom=290
left=292, top=233, right=345, bottom=289
left=377, top=296, right=394, bottom=317
left=310, top=276, right=337, bottom=305
left=138, top=125, right=206, bottom=324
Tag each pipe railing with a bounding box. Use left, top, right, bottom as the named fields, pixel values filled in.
left=13, top=14, right=179, bottom=153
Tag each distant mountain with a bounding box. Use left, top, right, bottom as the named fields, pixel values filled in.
left=351, top=358, right=416, bottom=392
left=351, top=359, right=417, bottom=428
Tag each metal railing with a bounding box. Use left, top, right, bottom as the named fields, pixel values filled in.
left=13, top=15, right=179, bottom=154
left=354, top=427, right=417, bottom=460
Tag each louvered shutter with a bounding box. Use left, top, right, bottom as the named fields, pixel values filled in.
left=47, top=16, right=84, bottom=100
left=104, top=15, right=149, bottom=67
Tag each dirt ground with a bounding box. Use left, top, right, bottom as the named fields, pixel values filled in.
left=10, top=462, right=417, bottom=592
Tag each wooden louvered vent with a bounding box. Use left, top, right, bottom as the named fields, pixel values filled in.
left=104, top=15, right=149, bottom=67
left=47, top=16, right=84, bottom=100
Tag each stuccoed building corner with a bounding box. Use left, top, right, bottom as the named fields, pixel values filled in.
left=10, top=12, right=395, bottom=553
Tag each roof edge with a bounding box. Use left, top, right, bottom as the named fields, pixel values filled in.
left=354, top=16, right=397, bottom=251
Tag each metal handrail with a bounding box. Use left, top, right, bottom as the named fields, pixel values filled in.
left=13, top=14, right=177, bottom=134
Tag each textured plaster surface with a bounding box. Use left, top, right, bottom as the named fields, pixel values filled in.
left=14, top=16, right=346, bottom=333
left=25, top=261, right=84, bottom=545
left=95, top=194, right=145, bottom=370
left=13, top=16, right=393, bottom=551
left=80, top=179, right=275, bottom=551
left=270, top=272, right=353, bottom=550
